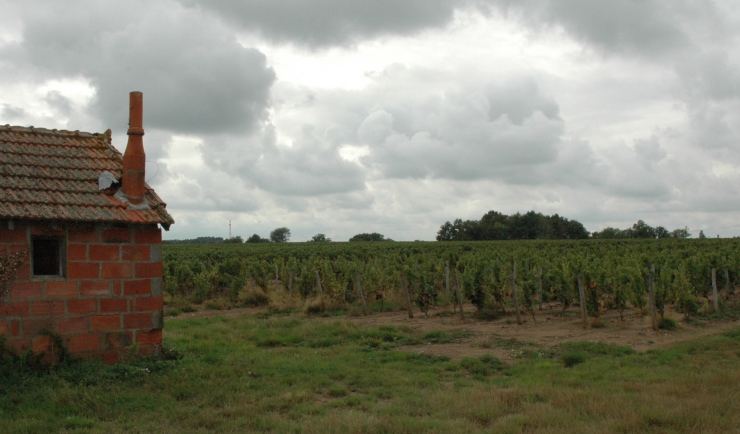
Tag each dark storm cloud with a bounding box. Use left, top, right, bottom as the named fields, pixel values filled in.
left=3, top=0, right=275, bottom=135
left=483, top=0, right=724, bottom=58
left=483, top=0, right=740, bottom=174
left=177, top=0, right=470, bottom=47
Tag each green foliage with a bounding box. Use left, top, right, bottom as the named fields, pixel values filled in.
left=163, top=236, right=224, bottom=244
left=246, top=233, right=270, bottom=243
left=310, top=233, right=331, bottom=242
left=270, top=227, right=291, bottom=243
left=460, top=355, right=506, bottom=377
left=561, top=352, right=586, bottom=367
left=462, top=263, right=487, bottom=310
left=592, top=221, right=691, bottom=239
left=348, top=232, right=391, bottom=242
left=2, top=314, right=739, bottom=433
left=160, top=238, right=740, bottom=322
left=437, top=210, right=590, bottom=241
left=557, top=341, right=636, bottom=357
left=422, top=330, right=474, bottom=344
left=658, top=318, right=678, bottom=330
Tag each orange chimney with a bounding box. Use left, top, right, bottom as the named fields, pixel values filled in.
left=122, top=91, right=146, bottom=204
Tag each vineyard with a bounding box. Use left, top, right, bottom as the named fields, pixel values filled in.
left=163, top=239, right=739, bottom=328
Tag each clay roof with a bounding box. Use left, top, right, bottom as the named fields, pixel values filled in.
left=0, top=125, right=174, bottom=229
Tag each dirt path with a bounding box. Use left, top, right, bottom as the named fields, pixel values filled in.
left=168, top=297, right=739, bottom=362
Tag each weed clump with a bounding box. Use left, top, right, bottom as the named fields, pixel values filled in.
left=460, top=355, right=506, bottom=377
left=423, top=330, right=473, bottom=344
left=474, top=308, right=506, bottom=321
left=658, top=318, right=678, bottom=330
left=557, top=341, right=635, bottom=357
left=240, top=285, right=269, bottom=306
left=561, top=352, right=586, bottom=368
left=591, top=318, right=607, bottom=328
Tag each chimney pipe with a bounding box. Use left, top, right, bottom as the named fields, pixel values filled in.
left=122, top=91, right=146, bottom=204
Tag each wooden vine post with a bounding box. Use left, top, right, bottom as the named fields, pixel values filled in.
left=445, top=261, right=451, bottom=307
left=711, top=268, right=719, bottom=312
left=647, top=264, right=658, bottom=331
left=577, top=273, right=588, bottom=330
left=511, top=261, right=522, bottom=325
left=453, top=271, right=464, bottom=320
left=400, top=272, right=414, bottom=319
left=537, top=266, right=543, bottom=310
left=725, top=269, right=733, bottom=295
left=354, top=272, right=368, bottom=316
left=314, top=270, right=325, bottom=311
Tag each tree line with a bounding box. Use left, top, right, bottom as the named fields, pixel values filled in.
left=164, top=215, right=698, bottom=245
left=437, top=210, right=590, bottom=241
left=178, top=230, right=393, bottom=244
left=591, top=220, right=691, bottom=239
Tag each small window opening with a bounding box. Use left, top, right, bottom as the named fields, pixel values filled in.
left=32, top=237, right=64, bottom=276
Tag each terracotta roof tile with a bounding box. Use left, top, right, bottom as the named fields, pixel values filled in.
left=0, top=125, right=173, bottom=229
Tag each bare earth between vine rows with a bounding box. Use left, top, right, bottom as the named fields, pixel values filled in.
left=168, top=291, right=738, bottom=362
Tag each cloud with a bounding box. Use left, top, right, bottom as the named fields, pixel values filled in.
left=482, top=0, right=740, bottom=181
left=485, top=0, right=725, bottom=59
left=2, top=0, right=275, bottom=135
left=176, top=0, right=470, bottom=48
left=274, top=67, right=565, bottom=182
left=43, top=91, right=73, bottom=118
left=195, top=64, right=570, bottom=200
left=1, top=104, right=26, bottom=121
left=486, top=77, right=560, bottom=124
left=634, top=136, right=668, bottom=164
left=2, top=1, right=739, bottom=240
left=198, top=122, right=366, bottom=197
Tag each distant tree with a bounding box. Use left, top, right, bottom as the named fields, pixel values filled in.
left=592, top=227, right=628, bottom=239
left=270, top=227, right=291, bottom=243
left=631, top=220, right=656, bottom=238
left=223, top=236, right=243, bottom=244
left=436, top=219, right=474, bottom=241
left=349, top=232, right=390, bottom=242
left=671, top=227, right=691, bottom=239
left=562, top=219, right=590, bottom=239
left=163, top=236, right=225, bottom=244
left=310, top=233, right=331, bottom=242
left=246, top=233, right=270, bottom=243
left=699, top=230, right=707, bottom=239
left=479, top=210, right=509, bottom=240
left=654, top=226, right=671, bottom=239
left=436, top=221, right=456, bottom=241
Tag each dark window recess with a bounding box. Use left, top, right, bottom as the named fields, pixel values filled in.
left=33, top=238, right=61, bottom=276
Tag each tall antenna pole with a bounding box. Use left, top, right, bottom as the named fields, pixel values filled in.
left=229, top=220, right=232, bottom=239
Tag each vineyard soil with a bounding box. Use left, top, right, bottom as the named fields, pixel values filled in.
left=168, top=293, right=739, bottom=361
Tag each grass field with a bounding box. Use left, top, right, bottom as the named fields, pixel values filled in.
left=2, top=312, right=739, bottom=433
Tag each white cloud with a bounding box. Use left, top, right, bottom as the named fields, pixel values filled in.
left=2, top=0, right=740, bottom=239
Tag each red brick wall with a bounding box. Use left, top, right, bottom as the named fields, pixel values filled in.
left=1, top=221, right=163, bottom=364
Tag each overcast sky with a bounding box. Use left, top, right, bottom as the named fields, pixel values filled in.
left=2, top=0, right=739, bottom=240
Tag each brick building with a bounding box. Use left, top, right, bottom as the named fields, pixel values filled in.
left=0, top=92, right=174, bottom=363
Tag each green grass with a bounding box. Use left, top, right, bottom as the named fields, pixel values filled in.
left=2, top=315, right=739, bottom=433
